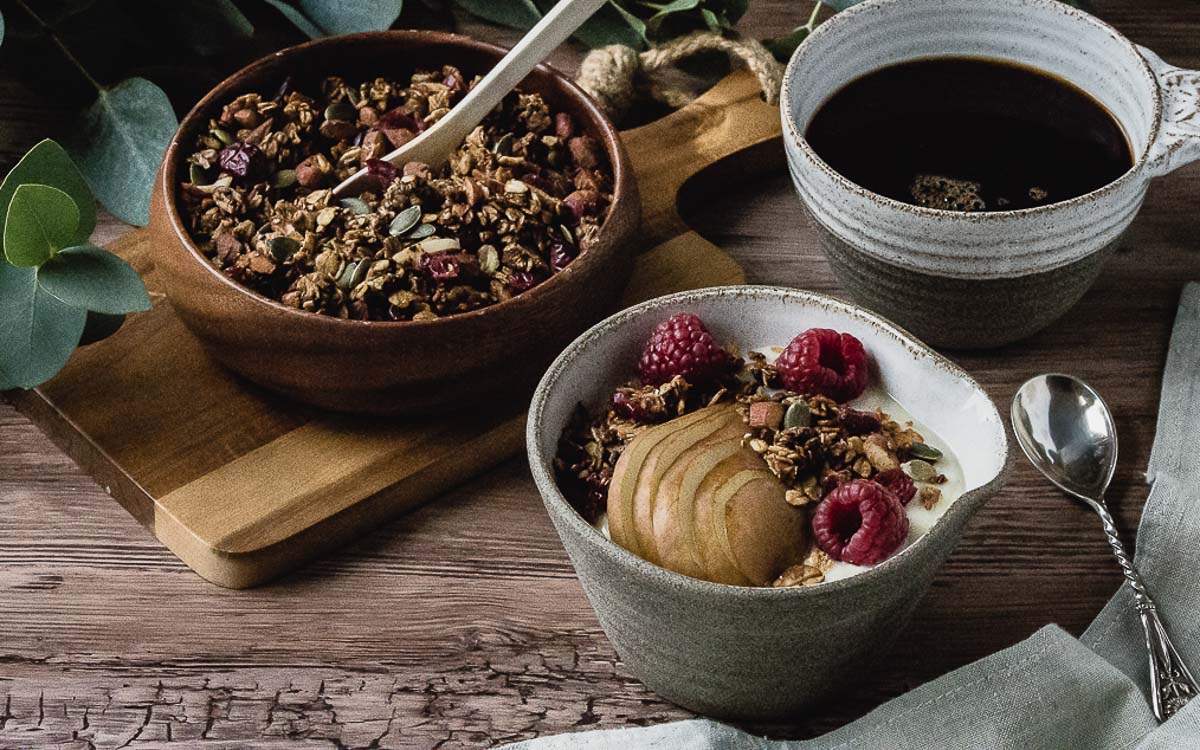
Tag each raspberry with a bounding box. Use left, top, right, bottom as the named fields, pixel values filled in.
left=638, top=313, right=730, bottom=387
left=777, top=328, right=869, bottom=402
left=812, top=479, right=909, bottom=565
left=875, top=468, right=917, bottom=506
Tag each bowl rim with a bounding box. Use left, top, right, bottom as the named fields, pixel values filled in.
left=527, top=284, right=1012, bottom=599
left=779, top=0, right=1160, bottom=222
left=158, top=29, right=634, bottom=331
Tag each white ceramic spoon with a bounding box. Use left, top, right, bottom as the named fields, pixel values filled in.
left=332, top=0, right=609, bottom=197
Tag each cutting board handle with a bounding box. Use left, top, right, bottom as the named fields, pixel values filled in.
left=621, top=70, right=784, bottom=246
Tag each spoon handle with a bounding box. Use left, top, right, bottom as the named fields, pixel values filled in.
left=333, top=0, right=608, bottom=196
left=1092, top=498, right=1198, bottom=721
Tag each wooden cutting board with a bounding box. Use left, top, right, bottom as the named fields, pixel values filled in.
left=5, top=71, right=782, bottom=588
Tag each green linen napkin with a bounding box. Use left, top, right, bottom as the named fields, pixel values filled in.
left=502, top=283, right=1200, bottom=750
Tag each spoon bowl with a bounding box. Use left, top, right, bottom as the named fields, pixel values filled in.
left=1012, top=373, right=1118, bottom=505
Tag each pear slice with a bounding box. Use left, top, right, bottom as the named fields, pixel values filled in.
left=608, top=406, right=727, bottom=558
left=692, top=450, right=766, bottom=586
left=721, top=476, right=808, bottom=586
left=653, top=419, right=746, bottom=578
left=630, top=407, right=738, bottom=564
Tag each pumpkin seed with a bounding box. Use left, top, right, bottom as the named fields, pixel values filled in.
left=212, top=128, right=234, bottom=145
left=389, top=204, right=423, bottom=236
left=407, top=223, right=436, bottom=240
left=560, top=224, right=574, bottom=244
left=493, top=133, right=513, bottom=156
left=905, top=459, right=938, bottom=482
left=271, top=169, right=297, bottom=189
left=325, top=98, right=357, bottom=123
left=784, top=401, right=812, bottom=429
left=335, top=260, right=360, bottom=290
left=269, top=236, right=300, bottom=262
left=189, top=163, right=209, bottom=185
left=338, top=197, right=371, bottom=215
left=478, top=244, right=500, bottom=275
left=909, top=442, right=943, bottom=461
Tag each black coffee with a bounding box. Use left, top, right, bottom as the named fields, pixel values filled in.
left=805, top=57, right=1133, bottom=212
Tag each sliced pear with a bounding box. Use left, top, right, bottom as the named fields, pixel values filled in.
left=722, top=476, right=807, bottom=586
left=608, top=406, right=725, bottom=558
left=631, top=407, right=737, bottom=564
left=652, top=415, right=745, bottom=578
left=692, top=450, right=766, bottom=585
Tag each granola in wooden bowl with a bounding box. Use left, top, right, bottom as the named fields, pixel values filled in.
left=148, top=31, right=637, bottom=415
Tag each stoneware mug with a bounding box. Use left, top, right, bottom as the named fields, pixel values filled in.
left=527, top=286, right=1010, bottom=720
left=782, top=0, right=1200, bottom=349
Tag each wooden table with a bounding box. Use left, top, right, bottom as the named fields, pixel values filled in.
left=2, top=2, right=1198, bottom=747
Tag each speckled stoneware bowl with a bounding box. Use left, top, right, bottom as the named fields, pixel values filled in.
left=782, top=0, right=1200, bottom=349
left=527, top=286, right=1010, bottom=720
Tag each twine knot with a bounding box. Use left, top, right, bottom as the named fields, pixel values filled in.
left=576, top=31, right=783, bottom=121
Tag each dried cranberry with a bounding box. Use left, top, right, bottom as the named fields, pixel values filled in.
left=376, top=107, right=425, bottom=133
left=611, top=390, right=663, bottom=423
left=420, top=251, right=477, bottom=283
left=366, top=158, right=401, bottom=188
left=218, top=142, right=266, bottom=182
left=506, top=270, right=537, bottom=294
left=839, top=406, right=883, bottom=435
left=564, top=190, right=600, bottom=222
left=550, top=241, right=577, bottom=273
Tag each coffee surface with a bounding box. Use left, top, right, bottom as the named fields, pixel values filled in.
left=805, top=57, right=1134, bottom=212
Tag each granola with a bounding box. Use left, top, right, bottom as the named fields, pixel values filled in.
left=179, top=69, right=613, bottom=321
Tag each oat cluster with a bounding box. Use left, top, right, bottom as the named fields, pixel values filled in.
left=180, top=68, right=613, bottom=321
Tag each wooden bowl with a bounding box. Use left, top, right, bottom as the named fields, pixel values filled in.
left=148, top=31, right=638, bottom=415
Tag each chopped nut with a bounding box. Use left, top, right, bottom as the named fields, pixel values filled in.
left=748, top=401, right=785, bottom=430
left=863, top=433, right=899, bottom=472
left=919, top=486, right=942, bottom=510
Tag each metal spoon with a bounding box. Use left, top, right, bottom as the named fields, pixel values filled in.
left=1012, top=373, right=1198, bottom=722
left=332, top=0, right=608, bottom=197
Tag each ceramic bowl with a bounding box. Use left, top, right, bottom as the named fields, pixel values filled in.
left=148, top=31, right=638, bottom=415
left=781, top=0, right=1200, bottom=349
left=527, top=285, right=1010, bottom=720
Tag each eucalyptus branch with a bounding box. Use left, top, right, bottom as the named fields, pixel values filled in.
left=12, top=0, right=103, bottom=93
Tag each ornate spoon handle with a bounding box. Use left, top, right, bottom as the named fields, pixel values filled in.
left=1092, top=498, right=1198, bottom=721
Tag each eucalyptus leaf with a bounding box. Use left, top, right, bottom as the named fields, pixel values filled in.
left=0, top=139, right=96, bottom=244
left=0, top=260, right=87, bottom=390
left=295, top=0, right=404, bottom=35
left=171, top=0, right=254, bottom=55
left=79, top=310, right=126, bottom=346
left=4, top=185, right=81, bottom=268
left=574, top=1, right=649, bottom=49
left=68, top=77, right=178, bottom=227
left=261, top=0, right=324, bottom=39
left=455, top=0, right=542, bottom=29
left=37, top=245, right=151, bottom=316
left=764, top=25, right=812, bottom=60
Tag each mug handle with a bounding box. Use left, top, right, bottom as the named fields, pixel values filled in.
left=1140, top=46, right=1200, bottom=178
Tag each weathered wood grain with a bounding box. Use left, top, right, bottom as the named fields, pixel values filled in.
left=2, top=1, right=1200, bottom=747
